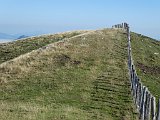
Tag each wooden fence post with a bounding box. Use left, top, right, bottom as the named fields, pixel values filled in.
left=151, top=96, right=156, bottom=120
left=133, top=69, right=138, bottom=101
left=134, top=75, right=138, bottom=104
left=135, top=79, right=139, bottom=106
left=135, top=79, right=140, bottom=104
left=157, top=98, right=160, bottom=120
left=140, top=86, right=147, bottom=120
left=144, top=91, right=151, bottom=120
left=131, top=65, right=134, bottom=92
left=138, top=82, right=143, bottom=110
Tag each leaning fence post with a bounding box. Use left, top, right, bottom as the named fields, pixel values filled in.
left=151, top=96, right=156, bottom=120
left=144, top=91, right=151, bottom=120
left=135, top=79, right=140, bottom=106
left=134, top=76, right=138, bottom=104
left=147, top=92, right=151, bottom=120
left=132, top=68, right=136, bottom=96
left=131, top=65, right=134, bottom=93
left=157, top=98, right=160, bottom=120
left=140, top=86, right=147, bottom=120
left=138, top=82, right=143, bottom=110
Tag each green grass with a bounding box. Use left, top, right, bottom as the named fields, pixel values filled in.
left=0, top=31, right=86, bottom=64
left=0, top=29, right=139, bottom=120
left=131, top=32, right=160, bottom=99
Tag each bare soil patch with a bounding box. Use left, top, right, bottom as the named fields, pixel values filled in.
left=137, top=62, right=160, bottom=75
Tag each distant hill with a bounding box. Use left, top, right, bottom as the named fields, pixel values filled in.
left=17, top=35, right=29, bottom=39
left=0, top=33, right=30, bottom=41
left=0, top=32, right=16, bottom=39
left=0, top=30, right=87, bottom=64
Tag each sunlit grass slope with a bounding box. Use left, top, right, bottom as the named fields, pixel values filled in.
left=131, top=32, right=160, bottom=99
left=0, top=31, right=86, bottom=64
left=0, top=29, right=138, bottom=120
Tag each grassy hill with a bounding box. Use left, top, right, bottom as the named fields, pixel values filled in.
left=130, top=33, right=160, bottom=99
left=0, top=31, right=86, bottom=64
left=0, top=29, right=139, bottom=120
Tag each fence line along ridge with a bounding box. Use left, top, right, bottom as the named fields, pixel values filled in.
left=112, top=23, right=160, bottom=120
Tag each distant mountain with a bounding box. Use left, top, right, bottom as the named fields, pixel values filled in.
left=0, top=32, right=30, bottom=41
left=17, top=35, right=29, bottom=39
left=0, top=33, right=16, bottom=39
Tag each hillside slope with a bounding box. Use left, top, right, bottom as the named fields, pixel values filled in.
left=0, top=31, right=86, bottom=64
left=131, top=32, right=160, bottom=99
left=0, top=29, right=138, bottom=120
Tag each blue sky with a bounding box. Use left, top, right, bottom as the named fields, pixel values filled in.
left=0, top=0, right=160, bottom=39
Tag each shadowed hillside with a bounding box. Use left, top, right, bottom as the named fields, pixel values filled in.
left=0, top=29, right=138, bottom=120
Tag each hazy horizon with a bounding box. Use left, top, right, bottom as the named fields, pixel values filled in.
left=0, top=0, right=160, bottom=40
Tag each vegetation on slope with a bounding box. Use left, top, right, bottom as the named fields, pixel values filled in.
left=0, top=29, right=138, bottom=120
left=131, top=32, right=160, bottom=99
left=0, top=31, right=86, bottom=64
